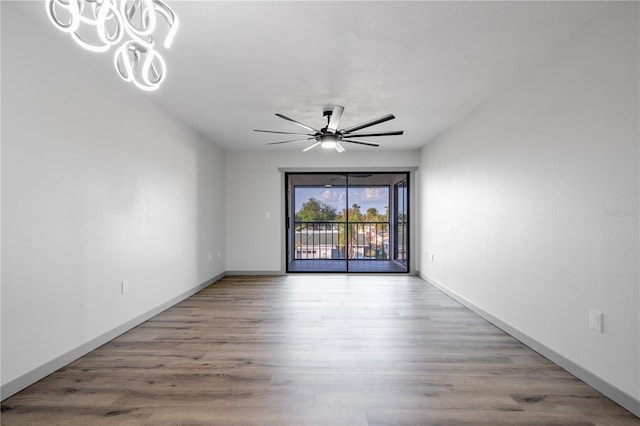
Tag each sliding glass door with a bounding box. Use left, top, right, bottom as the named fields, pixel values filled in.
left=286, top=172, right=409, bottom=273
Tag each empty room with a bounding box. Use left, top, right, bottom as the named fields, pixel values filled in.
left=1, top=1, right=638, bottom=424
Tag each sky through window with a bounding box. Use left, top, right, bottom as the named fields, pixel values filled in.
left=295, top=186, right=389, bottom=215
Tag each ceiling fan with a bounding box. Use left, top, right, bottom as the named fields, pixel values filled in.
left=254, top=105, right=403, bottom=153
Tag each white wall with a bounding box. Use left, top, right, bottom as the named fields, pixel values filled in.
left=226, top=150, right=420, bottom=272
left=1, top=3, right=226, bottom=396
left=419, top=3, right=639, bottom=408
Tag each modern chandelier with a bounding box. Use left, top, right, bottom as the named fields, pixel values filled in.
left=45, top=0, right=179, bottom=91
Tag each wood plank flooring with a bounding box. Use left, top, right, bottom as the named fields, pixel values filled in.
left=2, top=275, right=638, bottom=425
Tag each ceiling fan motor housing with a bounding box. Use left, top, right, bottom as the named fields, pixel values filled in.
left=317, top=134, right=339, bottom=142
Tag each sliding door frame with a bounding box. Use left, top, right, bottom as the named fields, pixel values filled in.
left=284, top=170, right=411, bottom=274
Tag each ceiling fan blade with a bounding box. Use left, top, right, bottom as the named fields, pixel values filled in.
left=302, top=141, right=322, bottom=152
left=341, top=138, right=380, bottom=147
left=342, top=130, right=403, bottom=138
left=254, top=129, right=313, bottom=136
left=266, top=138, right=315, bottom=145
left=275, top=114, right=319, bottom=133
left=327, top=105, right=344, bottom=134
left=339, top=113, right=395, bottom=134
left=335, top=141, right=346, bottom=153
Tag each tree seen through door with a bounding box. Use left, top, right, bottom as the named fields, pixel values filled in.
left=294, top=186, right=389, bottom=260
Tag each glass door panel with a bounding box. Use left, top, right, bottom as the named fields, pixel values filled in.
left=287, top=173, right=347, bottom=272
left=345, top=175, right=390, bottom=272
left=394, top=178, right=408, bottom=267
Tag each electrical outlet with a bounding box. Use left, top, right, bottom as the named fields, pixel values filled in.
left=589, top=309, right=603, bottom=332
left=431, top=254, right=435, bottom=262
left=208, top=252, right=212, bottom=262
left=217, top=251, right=221, bottom=259
left=121, top=280, right=129, bottom=294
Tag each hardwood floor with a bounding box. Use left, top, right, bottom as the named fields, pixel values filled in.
left=2, top=275, right=638, bottom=425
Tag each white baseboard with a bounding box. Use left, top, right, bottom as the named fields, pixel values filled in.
left=1, top=272, right=226, bottom=401
left=421, top=273, right=640, bottom=418
left=225, top=270, right=284, bottom=275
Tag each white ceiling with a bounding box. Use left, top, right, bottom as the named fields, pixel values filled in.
left=15, top=1, right=610, bottom=151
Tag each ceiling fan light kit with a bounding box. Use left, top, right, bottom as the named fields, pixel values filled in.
left=319, top=134, right=338, bottom=149
left=254, top=105, right=404, bottom=153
